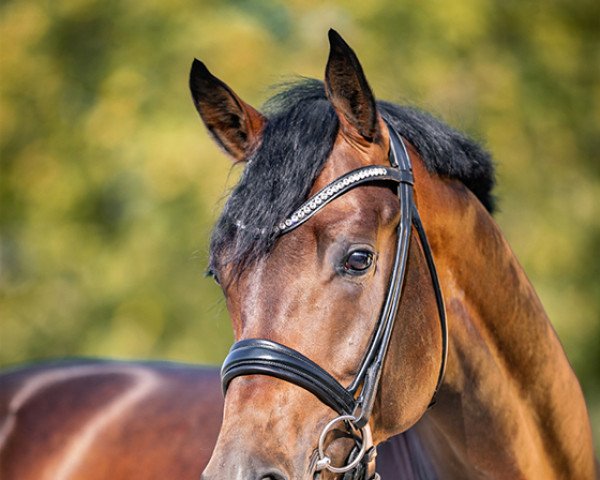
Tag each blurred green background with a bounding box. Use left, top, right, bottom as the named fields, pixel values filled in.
left=1, top=0, right=598, bottom=448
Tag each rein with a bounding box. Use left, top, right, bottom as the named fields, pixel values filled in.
left=221, top=124, right=448, bottom=479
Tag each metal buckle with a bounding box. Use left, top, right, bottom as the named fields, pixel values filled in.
left=315, top=415, right=372, bottom=474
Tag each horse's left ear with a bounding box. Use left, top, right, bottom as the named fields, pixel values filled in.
left=189, top=59, right=266, bottom=163
left=325, top=29, right=380, bottom=143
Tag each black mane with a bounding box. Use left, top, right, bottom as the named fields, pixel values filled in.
left=209, top=79, right=495, bottom=272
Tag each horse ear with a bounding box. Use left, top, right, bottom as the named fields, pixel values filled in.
left=189, top=59, right=266, bottom=162
left=325, top=29, right=380, bottom=143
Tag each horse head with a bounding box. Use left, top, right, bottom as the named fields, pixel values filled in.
left=191, top=30, right=445, bottom=479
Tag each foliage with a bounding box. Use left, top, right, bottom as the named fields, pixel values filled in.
left=1, top=0, right=598, bottom=446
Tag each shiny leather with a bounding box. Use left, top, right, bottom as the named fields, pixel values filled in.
left=222, top=339, right=356, bottom=415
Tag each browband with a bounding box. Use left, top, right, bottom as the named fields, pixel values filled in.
left=275, top=166, right=414, bottom=235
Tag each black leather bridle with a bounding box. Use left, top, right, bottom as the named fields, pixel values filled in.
left=221, top=123, right=448, bottom=479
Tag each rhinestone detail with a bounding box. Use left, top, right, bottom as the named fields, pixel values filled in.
left=276, top=166, right=389, bottom=231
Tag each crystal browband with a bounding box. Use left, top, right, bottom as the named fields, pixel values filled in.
left=275, top=165, right=413, bottom=235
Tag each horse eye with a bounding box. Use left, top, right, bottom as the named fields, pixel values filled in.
left=343, top=250, right=374, bottom=274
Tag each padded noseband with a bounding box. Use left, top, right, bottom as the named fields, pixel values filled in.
left=222, top=339, right=356, bottom=415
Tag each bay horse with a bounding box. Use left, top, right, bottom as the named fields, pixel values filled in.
left=1, top=29, right=597, bottom=479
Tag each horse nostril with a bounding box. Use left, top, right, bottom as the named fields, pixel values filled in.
left=259, top=471, right=287, bottom=480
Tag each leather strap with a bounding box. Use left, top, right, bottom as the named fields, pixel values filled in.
left=277, top=166, right=411, bottom=235
left=221, top=339, right=356, bottom=415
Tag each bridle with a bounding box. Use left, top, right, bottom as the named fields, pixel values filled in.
left=220, top=123, right=448, bottom=479
left=221, top=124, right=448, bottom=478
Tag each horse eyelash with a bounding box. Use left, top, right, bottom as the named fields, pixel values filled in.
left=205, top=267, right=222, bottom=285
left=205, top=268, right=216, bottom=279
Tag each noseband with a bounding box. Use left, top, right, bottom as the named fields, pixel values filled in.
left=221, top=123, right=448, bottom=479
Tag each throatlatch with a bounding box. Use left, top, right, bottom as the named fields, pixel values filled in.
left=221, top=123, right=448, bottom=479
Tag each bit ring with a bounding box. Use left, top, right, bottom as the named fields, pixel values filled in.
left=315, top=415, right=368, bottom=474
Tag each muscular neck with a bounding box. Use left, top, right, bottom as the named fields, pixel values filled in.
left=412, top=160, right=596, bottom=479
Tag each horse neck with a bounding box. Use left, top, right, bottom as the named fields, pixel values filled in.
left=411, top=158, right=596, bottom=479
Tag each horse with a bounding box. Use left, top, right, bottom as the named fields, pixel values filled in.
left=1, top=29, right=597, bottom=479
left=0, top=360, right=222, bottom=479
left=190, top=30, right=597, bottom=479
